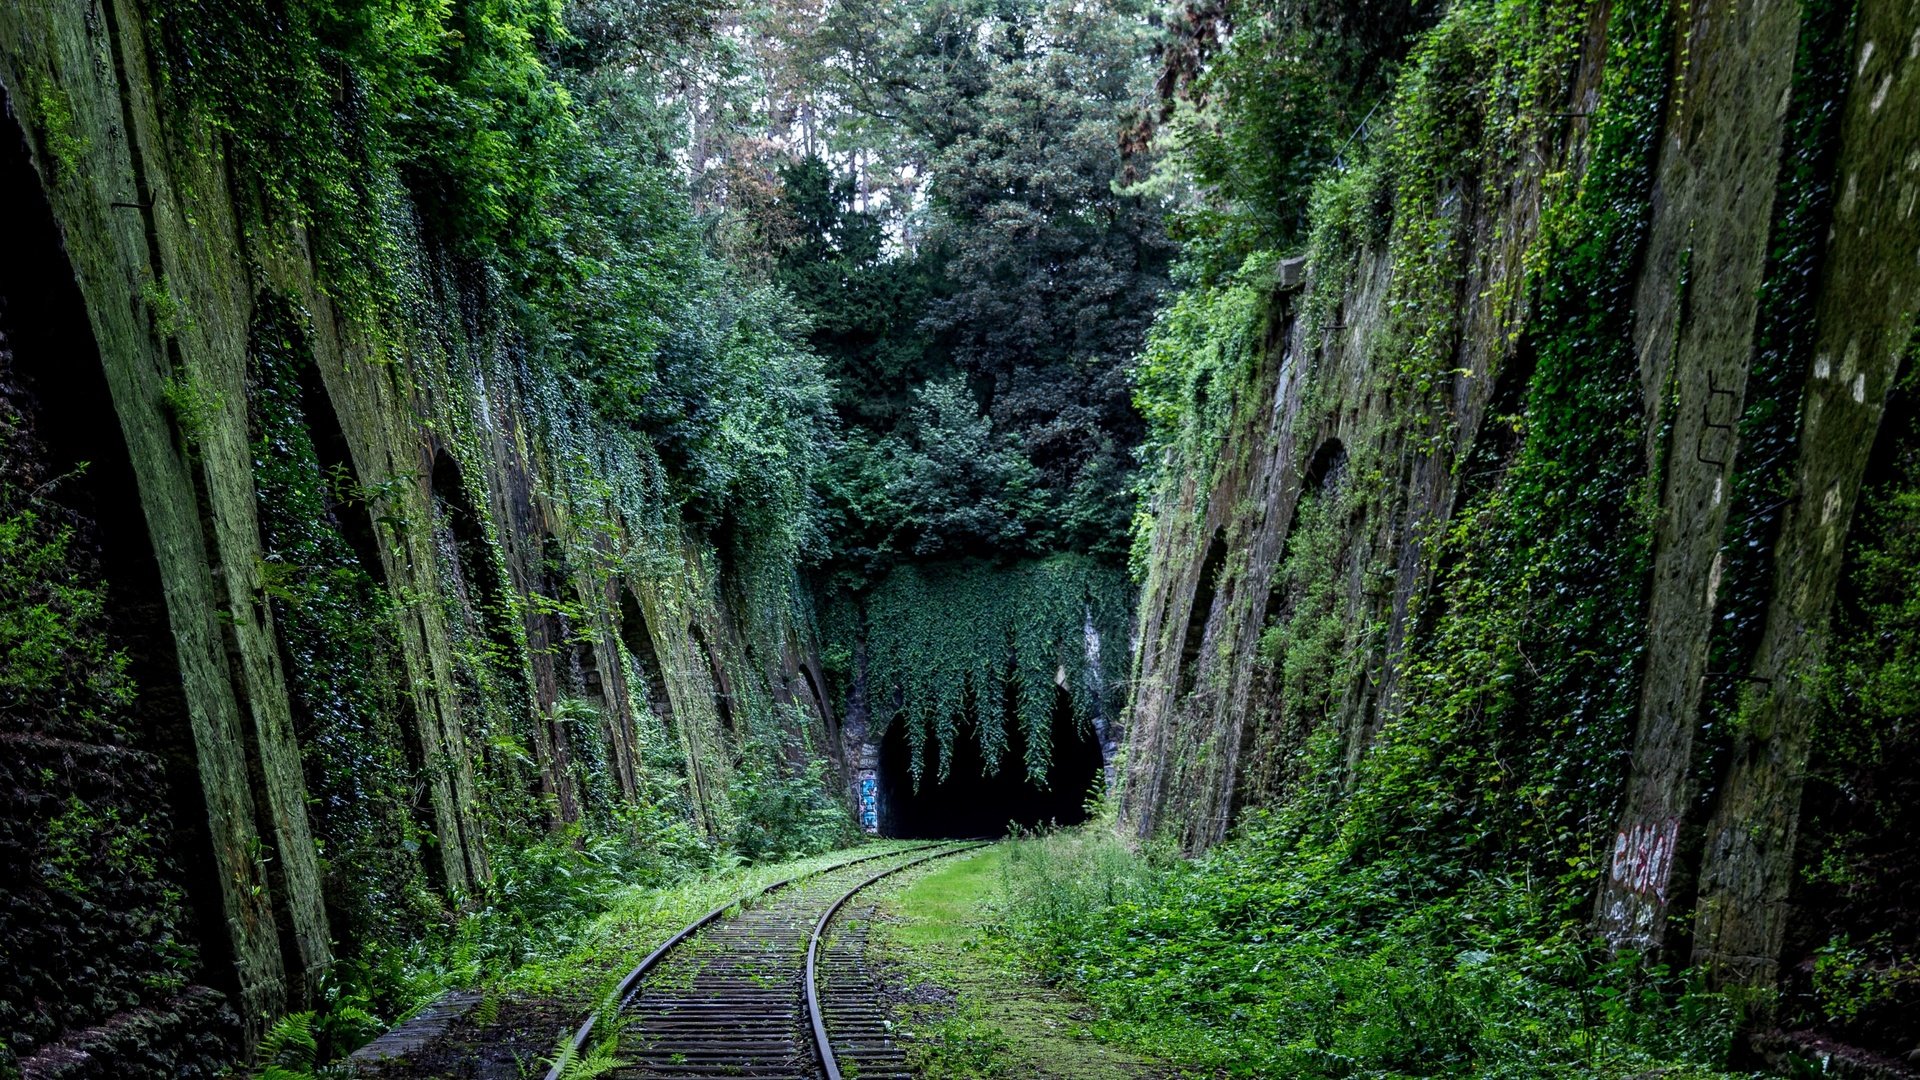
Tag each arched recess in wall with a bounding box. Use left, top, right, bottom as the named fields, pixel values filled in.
left=1410, top=347, right=1534, bottom=655
left=0, top=103, right=241, bottom=1056
left=1179, top=526, right=1230, bottom=698
left=1257, top=438, right=1351, bottom=643
left=289, top=337, right=444, bottom=888
left=1233, top=437, right=1351, bottom=818
left=429, top=449, right=535, bottom=806
left=618, top=587, right=677, bottom=736
left=799, top=664, right=832, bottom=734
left=247, top=296, right=453, bottom=931
left=431, top=450, right=511, bottom=637
left=618, top=587, right=708, bottom=817
left=537, top=534, right=611, bottom=822
left=687, top=622, right=736, bottom=732
left=294, top=360, right=385, bottom=587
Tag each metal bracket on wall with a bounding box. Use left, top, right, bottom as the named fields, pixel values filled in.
left=1695, top=371, right=1740, bottom=467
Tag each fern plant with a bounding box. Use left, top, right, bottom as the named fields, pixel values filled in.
left=253, top=1011, right=353, bottom=1079
left=537, top=981, right=632, bottom=1080
left=539, top=1029, right=625, bottom=1080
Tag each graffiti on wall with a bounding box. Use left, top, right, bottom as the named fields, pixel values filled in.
left=1610, top=817, right=1680, bottom=902
left=859, top=775, right=878, bottom=833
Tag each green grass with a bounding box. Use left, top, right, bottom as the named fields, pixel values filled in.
left=996, top=825, right=1756, bottom=1079
left=868, top=845, right=1170, bottom=1080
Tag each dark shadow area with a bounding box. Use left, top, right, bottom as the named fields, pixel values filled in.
left=618, top=587, right=676, bottom=735
left=0, top=103, right=235, bottom=996
left=1179, top=526, right=1229, bottom=696
left=878, top=687, right=1104, bottom=838
left=688, top=622, right=736, bottom=732
left=295, top=358, right=386, bottom=586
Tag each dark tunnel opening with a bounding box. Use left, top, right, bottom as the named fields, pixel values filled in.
left=877, top=686, right=1105, bottom=838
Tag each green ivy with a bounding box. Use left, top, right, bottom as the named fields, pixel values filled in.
left=833, top=554, right=1130, bottom=784
left=1342, top=0, right=1671, bottom=913
left=246, top=295, right=441, bottom=982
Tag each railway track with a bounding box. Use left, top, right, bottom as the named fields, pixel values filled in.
left=544, top=840, right=984, bottom=1080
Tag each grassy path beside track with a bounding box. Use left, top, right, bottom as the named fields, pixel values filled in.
left=862, top=844, right=1175, bottom=1080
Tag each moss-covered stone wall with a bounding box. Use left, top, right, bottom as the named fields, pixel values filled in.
left=1120, top=0, right=1920, bottom=1008
left=0, top=0, right=844, bottom=1071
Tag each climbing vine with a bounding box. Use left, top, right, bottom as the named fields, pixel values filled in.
left=1127, top=0, right=1675, bottom=922
left=1695, top=0, right=1853, bottom=800
left=247, top=295, right=441, bottom=968
left=1340, top=0, right=1671, bottom=914
left=1792, top=331, right=1920, bottom=1051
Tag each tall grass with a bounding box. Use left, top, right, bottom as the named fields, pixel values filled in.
left=997, top=823, right=1754, bottom=1078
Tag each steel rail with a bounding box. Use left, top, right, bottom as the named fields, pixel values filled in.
left=805, top=841, right=990, bottom=1080
left=540, top=839, right=946, bottom=1080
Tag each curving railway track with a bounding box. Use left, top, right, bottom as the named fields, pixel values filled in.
left=544, top=840, right=986, bottom=1080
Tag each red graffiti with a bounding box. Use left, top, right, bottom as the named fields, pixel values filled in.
left=1610, top=818, right=1679, bottom=902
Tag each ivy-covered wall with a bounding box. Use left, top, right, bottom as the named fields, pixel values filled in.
left=1121, top=0, right=1920, bottom=1025
left=0, top=0, right=845, bottom=1072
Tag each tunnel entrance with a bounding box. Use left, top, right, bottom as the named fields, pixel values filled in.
left=877, top=687, right=1105, bottom=838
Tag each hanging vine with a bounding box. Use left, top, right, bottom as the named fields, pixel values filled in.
left=836, top=554, right=1130, bottom=786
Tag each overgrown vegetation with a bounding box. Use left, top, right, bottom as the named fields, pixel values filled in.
left=147, top=0, right=831, bottom=591
left=11, top=0, right=1914, bottom=1067
left=1000, top=826, right=1749, bottom=1078
left=828, top=554, right=1130, bottom=784
left=247, top=296, right=441, bottom=962
left=714, top=0, right=1165, bottom=770
left=1788, top=338, right=1920, bottom=1056
left=1079, top=0, right=1777, bottom=1072
left=0, top=384, right=205, bottom=1065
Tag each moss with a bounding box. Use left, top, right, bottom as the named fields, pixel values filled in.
left=1694, top=0, right=1855, bottom=791
left=23, top=73, right=87, bottom=178
left=1789, top=329, right=1920, bottom=1050
left=158, top=370, right=221, bottom=452
left=1125, top=0, right=1676, bottom=913
left=1341, top=0, right=1672, bottom=909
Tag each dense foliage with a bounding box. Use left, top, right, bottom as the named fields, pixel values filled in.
left=699, top=0, right=1169, bottom=772
left=148, top=0, right=832, bottom=584
left=0, top=378, right=207, bottom=1065
left=1136, top=0, right=1438, bottom=273
left=1000, top=826, right=1747, bottom=1078
left=247, top=298, right=442, bottom=958
left=1061, top=0, right=1779, bottom=1073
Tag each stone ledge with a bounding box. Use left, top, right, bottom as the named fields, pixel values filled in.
left=347, top=989, right=484, bottom=1075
